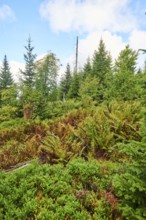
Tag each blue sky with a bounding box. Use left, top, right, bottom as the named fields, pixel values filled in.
left=0, top=0, right=78, bottom=63
left=0, top=0, right=146, bottom=77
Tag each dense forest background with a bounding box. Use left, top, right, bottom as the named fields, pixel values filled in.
left=0, top=37, right=146, bottom=219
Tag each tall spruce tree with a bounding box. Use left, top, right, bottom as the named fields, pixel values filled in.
left=92, top=39, right=112, bottom=81
left=60, top=63, right=72, bottom=100
left=20, top=36, right=36, bottom=88
left=0, top=55, right=17, bottom=116
left=108, top=45, right=138, bottom=101
left=0, top=55, right=13, bottom=90
left=92, top=39, right=112, bottom=101
left=114, top=44, right=137, bottom=75
left=19, top=37, right=37, bottom=119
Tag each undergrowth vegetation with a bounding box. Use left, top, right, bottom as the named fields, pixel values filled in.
left=0, top=159, right=123, bottom=220
left=0, top=100, right=142, bottom=169
left=0, top=100, right=146, bottom=219
left=1, top=39, right=146, bottom=219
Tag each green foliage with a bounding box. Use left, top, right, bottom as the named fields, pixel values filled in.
left=0, top=99, right=145, bottom=219
left=92, top=39, right=112, bottom=101
left=107, top=45, right=140, bottom=103
left=21, top=52, right=60, bottom=117
left=107, top=45, right=139, bottom=101
left=0, top=86, right=17, bottom=106
left=0, top=86, right=19, bottom=122
left=113, top=169, right=146, bottom=219
left=92, top=39, right=112, bottom=80
left=18, top=36, right=38, bottom=118
left=114, top=45, right=137, bottom=75
left=0, top=55, right=13, bottom=90
left=35, top=52, right=59, bottom=99
left=41, top=99, right=81, bottom=119
left=0, top=120, right=46, bottom=169
left=37, top=100, right=142, bottom=164
left=0, top=159, right=121, bottom=219
left=108, top=72, right=140, bottom=101
left=1, top=37, right=146, bottom=220
left=19, top=87, right=43, bottom=118
left=59, top=63, right=72, bottom=100
left=67, top=73, right=81, bottom=99
left=138, top=71, right=146, bottom=105
left=0, top=105, right=18, bottom=122
left=0, top=118, right=28, bottom=129
left=79, top=76, right=100, bottom=101
left=0, top=100, right=142, bottom=169
left=83, top=57, right=92, bottom=78
left=20, top=36, right=36, bottom=88
left=112, top=108, right=146, bottom=219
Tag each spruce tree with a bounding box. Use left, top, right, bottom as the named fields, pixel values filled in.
left=0, top=55, right=17, bottom=115
left=19, top=36, right=37, bottom=119
left=108, top=45, right=138, bottom=101
left=20, top=36, right=36, bottom=88
left=92, top=39, right=112, bottom=81
left=0, top=55, right=13, bottom=90
left=68, top=73, right=80, bottom=99
left=83, top=57, right=92, bottom=78
left=60, top=63, right=72, bottom=100
left=114, top=44, right=137, bottom=75
left=92, top=39, right=112, bottom=101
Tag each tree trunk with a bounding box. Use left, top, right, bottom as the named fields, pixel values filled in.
left=23, top=105, right=33, bottom=119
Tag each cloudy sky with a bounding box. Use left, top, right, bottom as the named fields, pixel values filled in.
left=0, top=0, right=146, bottom=79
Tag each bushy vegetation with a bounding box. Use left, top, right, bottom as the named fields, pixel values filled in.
left=0, top=159, right=123, bottom=220
left=1, top=37, right=146, bottom=219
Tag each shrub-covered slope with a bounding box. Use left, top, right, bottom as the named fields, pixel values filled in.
left=1, top=100, right=146, bottom=219
left=0, top=100, right=141, bottom=169
left=0, top=159, right=123, bottom=220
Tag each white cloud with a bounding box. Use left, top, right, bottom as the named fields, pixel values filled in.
left=129, top=29, right=146, bottom=51
left=78, top=31, right=126, bottom=66
left=129, top=29, right=146, bottom=69
left=39, top=0, right=146, bottom=72
left=64, top=31, right=126, bottom=71
left=0, top=4, right=15, bottom=21
left=64, top=29, right=146, bottom=71
left=36, top=53, right=48, bottom=61
left=9, top=61, right=25, bottom=82
left=39, top=0, right=137, bottom=33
